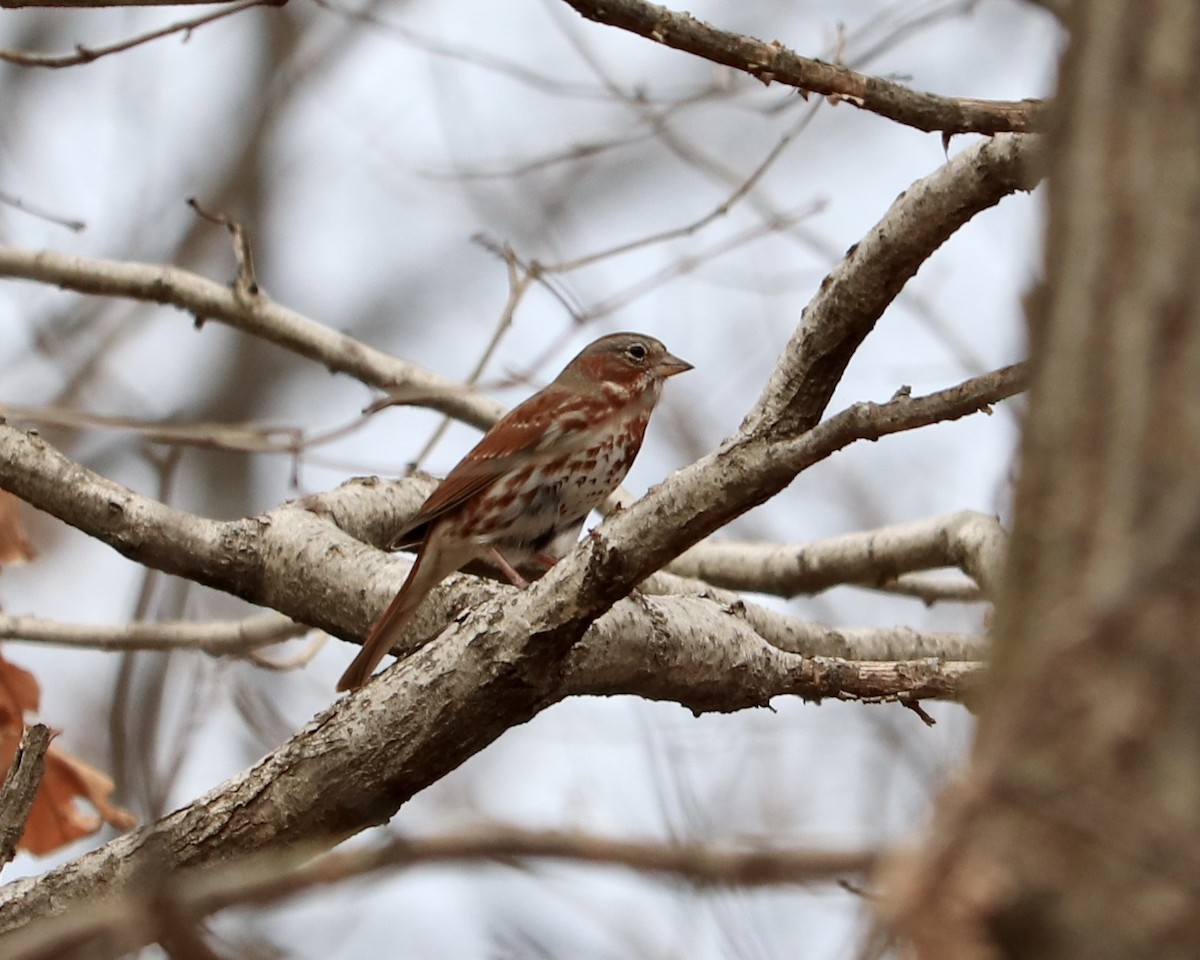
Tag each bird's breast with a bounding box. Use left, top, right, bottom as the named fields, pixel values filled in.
left=462, top=410, right=650, bottom=549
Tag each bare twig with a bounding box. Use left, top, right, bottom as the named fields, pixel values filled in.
left=0, top=402, right=383, bottom=478
left=0, top=244, right=504, bottom=430
left=421, top=129, right=658, bottom=180
left=0, top=826, right=877, bottom=959
left=245, top=631, right=327, bottom=670
left=311, top=0, right=640, bottom=102
left=0, top=612, right=308, bottom=654
left=0, top=0, right=281, bottom=68
left=585, top=200, right=825, bottom=320
left=874, top=573, right=984, bottom=604
left=670, top=510, right=1008, bottom=600
left=408, top=247, right=529, bottom=470
left=0, top=402, right=302, bottom=453
left=899, top=696, right=937, bottom=728
left=1, top=0, right=244, bottom=6
left=187, top=198, right=259, bottom=299
left=0, top=189, right=86, bottom=232
left=0, top=724, right=52, bottom=871
left=470, top=96, right=825, bottom=386
left=562, top=0, right=1045, bottom=135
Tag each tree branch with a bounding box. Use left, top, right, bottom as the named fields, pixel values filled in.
left=0, top=136, right=1032, bottom=939
left=0, top=356, right=1021, bottom=659
left=643, top=570, right=989, bottom=660
left=561, top=594, right=983, bottom=709
left=1, top=0, right=243, bottom=7
left=0, top=612, right=307, bottom=654
left=0, top=725, right=51, bottom=872
left=870, top=572, right=984, bottom=604
left=0, top=350, right=1007, bottom=940
left=0, top=0, right=281, bottom=68
left=0, top=245, right=504, bottom=431
left=0, top=591, right=980, bottom=947
left=670, top=511, right=1007, bottom=599
left=1, top=827, right=876, bottom=960
left=743, top=136, right=1037, bottom=439
left=562, top=0, right=1045, bottom=135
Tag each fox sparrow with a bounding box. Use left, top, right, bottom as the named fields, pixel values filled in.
left=337, top=332, right=692, bottom=692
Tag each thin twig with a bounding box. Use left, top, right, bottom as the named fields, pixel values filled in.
left=546, top=102, right=823, bottom=273
left=0, top=401, right=382, bottom=464
left=875, top=573, right=984, bottom=604
left=187, top=198, right=260, bottom=299
left=0, top=612, right=308, bottom=654
left=0, top=724, right=52, bottom=871
left=245, top=631, right=327, bottom=670
left=0, top=189, right=86, bottom=232
left=408, top=247, right=530, bottom=471
left=0, top=826, right=877, bottom=958
left=0, top=0, right=283, bottom=68
left=586, top=200, right=824, bottom=319
left=0, top=244, right=505, bottom=430
left=1, top=0, right=243, bottom=5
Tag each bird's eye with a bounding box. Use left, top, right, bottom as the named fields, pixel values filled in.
left=626, top=343, right=648, bottom=362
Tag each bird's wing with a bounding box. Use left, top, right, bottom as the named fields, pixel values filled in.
left=387, top=386, right=599, bottom=549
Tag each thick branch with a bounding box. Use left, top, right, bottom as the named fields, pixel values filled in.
left=561, top=594, right=982, bottom=709
left=563, top=0, right=1045, bottom=135
left=0, top=355, right=1020, bottom=656
left=0, top=369, right=1007, bottom=937
left=0, top=582, right=981, bottom=944
left=643, top=570, right=989, bottom=660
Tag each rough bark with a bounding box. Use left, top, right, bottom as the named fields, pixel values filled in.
left=890, top=4, right=1200, bottom=959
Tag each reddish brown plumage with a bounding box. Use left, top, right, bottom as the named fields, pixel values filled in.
left=337, top=332, right=691, bottom=692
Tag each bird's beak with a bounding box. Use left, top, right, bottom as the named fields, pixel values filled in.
left=655, top=352, right=693, bottom=378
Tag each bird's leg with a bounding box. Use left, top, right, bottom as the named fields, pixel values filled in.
left=487, top=546, right=531, bottom=589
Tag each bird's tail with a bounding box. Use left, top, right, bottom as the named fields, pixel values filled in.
left=337, top=547, right=444, bottom=692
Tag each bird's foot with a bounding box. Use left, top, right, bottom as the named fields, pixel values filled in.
left=488, top=546, right=531, bottom=589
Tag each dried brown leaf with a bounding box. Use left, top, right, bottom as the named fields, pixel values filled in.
left=0, top=649, right=137, bottom=855
left=0, top=492, right=35, bottom=571
left=0, top=650, right=40, bottom=723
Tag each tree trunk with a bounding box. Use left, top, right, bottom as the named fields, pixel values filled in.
left=892, top=4, right=1200, bottom=959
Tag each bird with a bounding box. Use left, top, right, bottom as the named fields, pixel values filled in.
left=337, top=332, right=692, bottom=692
